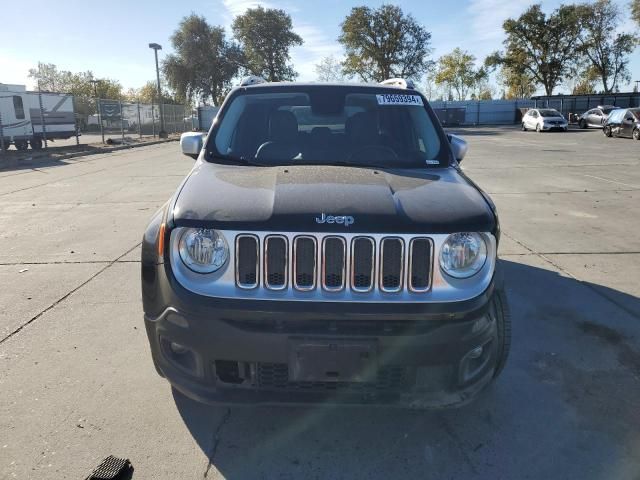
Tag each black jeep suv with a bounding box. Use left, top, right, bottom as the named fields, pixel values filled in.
left=141, top=79, right=510, bottom=408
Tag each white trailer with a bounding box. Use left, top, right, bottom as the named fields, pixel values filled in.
left=0, top=83, right=77, bottom=151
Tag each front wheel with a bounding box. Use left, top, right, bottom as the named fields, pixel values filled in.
left=491, top=289, right=511, bottom=379
left=603, top=126, right=612, bottom=137
left=14, top=140, right=28, bottom=151
left=579, top=119, right=587, bottom=129
left=633, top=128, right=640, bottom=141
left=536, top=124, right=541, bottom=133
left=521, top=123, right=527, bottom=131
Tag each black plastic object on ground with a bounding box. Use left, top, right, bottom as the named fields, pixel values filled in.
left=85, top=455, right=133, bottom=480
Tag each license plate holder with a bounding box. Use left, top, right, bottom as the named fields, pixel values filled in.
left=288, top=339, right=378, bottom=383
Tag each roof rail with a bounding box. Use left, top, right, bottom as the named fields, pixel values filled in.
left=239, top=75, right=266, bottom=87
left=379, top=78, right=415, bottom=89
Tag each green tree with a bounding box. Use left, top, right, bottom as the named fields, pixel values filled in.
left=495, top=4, right=584, bottom=95
left=163, top=14, right=242, bottom=105
left=339, top=5, right=432, bottom=82
left=576, top=0, right=637, bottom=93
left=632, top=0, right=640, bottom=26
left=315, top=56, right=346, bottom=82
left=485, top=51, right=536, bottom=99
left=28, top=63, right=123, bottom=117
left=571, top=66, right=600, bottom=94
left=232, top=7, right=302, bottom=81
left=434, top=48, right=485, bottom=101
left=28, top=63, right=122, bottom=99
left=125, top=81, right=180, bottom=105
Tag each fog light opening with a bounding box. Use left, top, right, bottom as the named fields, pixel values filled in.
left=160, top=337, right=198, bottom=374
left=468, top=346, right=483, bottom=359
left=170, top=342, right=189, bottom=355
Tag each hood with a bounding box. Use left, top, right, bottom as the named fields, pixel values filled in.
left=171, top=162, right=495, bottom=234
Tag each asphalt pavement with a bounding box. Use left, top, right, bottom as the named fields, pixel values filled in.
left=1, top=127, right=639, bottom=479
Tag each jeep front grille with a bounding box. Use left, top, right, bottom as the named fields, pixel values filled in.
left=235, top=233, right=433, bottom=294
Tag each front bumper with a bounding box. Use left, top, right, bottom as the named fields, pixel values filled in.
left=542, top=123, right=568, bottom=131
left=143, top=262, right=505, bottom=408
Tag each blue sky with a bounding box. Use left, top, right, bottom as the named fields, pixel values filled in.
left=1, top=0, right=638, bottom=95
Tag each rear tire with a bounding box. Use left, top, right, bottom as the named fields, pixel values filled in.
left=579, top=119, right=587, bottom=129
left=633, top=129, right=640, bottom=141
left=30, top=137, right=43, bottom=150
left=492, top=289, right=511, bottom=379
left=14, top=140, right=28, bottom=151
left=536, top=124, right=541, bottom=133
left=521, top=123, right=527, bottom=131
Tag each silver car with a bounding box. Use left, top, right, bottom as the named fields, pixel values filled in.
left=578, top=105, right=617, bottom=129
left=522, top=108, right=568, bottom=132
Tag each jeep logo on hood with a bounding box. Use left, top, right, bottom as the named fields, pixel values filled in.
left=315, top=213, right=355, bottom=226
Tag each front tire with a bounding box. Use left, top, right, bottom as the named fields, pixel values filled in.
left=633, top=128, right=640, bottom=141
left=492, top=289, right=511, bottom=379
left=536, top=124, right=541, bottom=133
left=14, top=140, right=28, bottom=151
left=603, top=126, right=612, bottom=137
left=579, top=119, right=587, bottom=129
left=521, top=123, right=527, bottom=131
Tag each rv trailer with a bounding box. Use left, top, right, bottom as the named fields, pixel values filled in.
left=0, top=83, right=77, bottom=150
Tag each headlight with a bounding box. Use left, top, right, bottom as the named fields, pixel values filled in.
left=439, top=232, right=487, bottom=279
left=178, top=228, right=228, bottom=273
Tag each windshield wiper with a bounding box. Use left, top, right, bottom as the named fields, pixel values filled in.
left=208, top=153, right=265, bottom=167
left=329, top=160, right=388, bottom=170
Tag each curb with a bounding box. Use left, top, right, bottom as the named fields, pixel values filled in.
left=0, top=138, right=179, bottom=169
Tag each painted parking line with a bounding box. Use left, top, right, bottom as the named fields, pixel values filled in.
left=584, top=174, right=640, bottom=189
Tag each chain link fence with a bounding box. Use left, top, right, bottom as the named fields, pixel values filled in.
left=1, top=89, right=192, bottom=156
left=77, top=99, right=192, bottom=145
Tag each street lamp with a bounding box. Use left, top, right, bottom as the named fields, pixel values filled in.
left=148, top=43, right=167, bottom=138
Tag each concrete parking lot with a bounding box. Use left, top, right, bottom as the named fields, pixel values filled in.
left=1, top=127, right=639, bottom=479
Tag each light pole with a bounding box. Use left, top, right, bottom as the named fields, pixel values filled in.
left=148, top=43, right=167, bottom=138
left=89, top=78, right=105, bottom=142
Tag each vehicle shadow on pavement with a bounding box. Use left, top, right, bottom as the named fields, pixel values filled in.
left=172, top=259, right=640, bottom=479
left=0, top=146, right=104, bottom=172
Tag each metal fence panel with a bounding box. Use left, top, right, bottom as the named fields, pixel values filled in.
left=533, top=93, right=640, bottom=120
left=430, top=99, right=535, bottom=125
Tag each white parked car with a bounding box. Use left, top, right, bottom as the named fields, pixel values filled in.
left=522, top=108, right=568, bottom=132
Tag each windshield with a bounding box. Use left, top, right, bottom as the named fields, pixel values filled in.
left=602, top=107, right=616, bottom=114
left=209, top=87, right=444, bottom=168
left=538, top=109, right=562, bottom=117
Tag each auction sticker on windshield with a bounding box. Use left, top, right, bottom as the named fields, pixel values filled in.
left=376, top=94, right=424, bottom=106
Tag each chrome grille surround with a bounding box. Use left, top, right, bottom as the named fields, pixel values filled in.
left=407, top=237, right=434, bottom=293
left=293, top=235, right=317, bottom=291
left=234, top=234, right=260, bottom=289
left=350, top=236, right=375, bottom=293
left=322, top=236, right=347, bottom=292
left=170, top=230, right=497, bottom=303
left=379, top=237, right=405, bottom=293
left=263, top=235, right=288, bottom=291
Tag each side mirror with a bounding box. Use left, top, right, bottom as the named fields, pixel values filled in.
left=180, top=132, right=205, bottom=159
left=448, top=134, right=468, bottom=163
